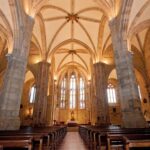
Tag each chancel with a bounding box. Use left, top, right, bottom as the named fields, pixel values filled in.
left=0, top=0, right=150, bottom=149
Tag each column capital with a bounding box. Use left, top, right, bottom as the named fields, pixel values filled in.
left=109, top=17, right=118, bottom=27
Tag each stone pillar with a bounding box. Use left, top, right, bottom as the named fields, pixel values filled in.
left=87, top=80, right=92, bottom=123
left=144, top=70, right=150, bottom=101
left=93, top=62, right=110, bottom=125
left=46, top=77, right=55, bottom=126
left=109, top=18, right=147, bottom=128
left=0, top=14, right=34, bottom=130
left=33, top=61, right=50, bottom=126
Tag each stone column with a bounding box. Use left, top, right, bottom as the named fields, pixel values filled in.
left=46, top=77, right=55, bottom=126
left=143, top=67, right=150, bottom=101
left=33, top=61, right=50, bottom=126
left=0, top=17, right=34, bottom=130
left=109, top=18, right=147, bottom=128
left=93, top=62, right=110, bottom=125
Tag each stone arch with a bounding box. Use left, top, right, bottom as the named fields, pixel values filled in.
left=48, top=39, right=96, bottom=62
left=128, top=20, right=150, bottom=40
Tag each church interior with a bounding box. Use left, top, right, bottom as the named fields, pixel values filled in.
left=0, top=0, right=150, bottom=149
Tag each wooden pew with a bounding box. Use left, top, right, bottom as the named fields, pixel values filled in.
left=125, top=134, right=150, bottom=150
left=102, top=129, right=150, bottom=150
left=107, top=134, right=130, bottom=150
left=79, top=125, right=150, bottom=150
left=0, top=136, right=33, bottom=150
left=28, top=126, right=67, bottom=149
left=0, top=125, right=67, bottom=150
left=20, top=125, right=67, bottom=149
left=107, top=134, right=150, bottom=150
left=0, top=132, right=44, bottom=150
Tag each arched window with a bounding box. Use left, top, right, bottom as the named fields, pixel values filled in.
left=29, top=85, right=36, bottom=103
left=59, top=73, right=87, bottom=110
left=107, top=83, right=116, bottom=103
left=138, top=85, right=142, bottom=100
left=60, top=77, right=66, bottom=108
left=70, top=74, right=76, bottom=109
left=79, top=77, right=85, bottom=109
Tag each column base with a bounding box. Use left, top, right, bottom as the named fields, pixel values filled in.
left=0, top=117, right=20, bottom=130
left=122, top=111, right=148, bottom=128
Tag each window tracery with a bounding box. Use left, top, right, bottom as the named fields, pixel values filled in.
left=29, top=85, right=36, bottom=103
left=107, top=83, right=116, bottom=103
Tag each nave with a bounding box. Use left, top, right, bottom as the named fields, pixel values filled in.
left=58, top=132, right=87, bottom=150
left=1, top=125, right=150, bottom=150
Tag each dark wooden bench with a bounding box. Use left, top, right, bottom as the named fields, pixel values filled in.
left=0, top=136, right=33, bottom=150
left=0, top=125, right=67, bottom=150
left=79, top=125, right=150, bottom=150
left=0, top=131, right=44, bottom=150
left=107, top=134, right=150, bottom=150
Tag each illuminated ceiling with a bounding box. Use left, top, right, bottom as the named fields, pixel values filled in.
left=0, top=0, right=150, bottom=78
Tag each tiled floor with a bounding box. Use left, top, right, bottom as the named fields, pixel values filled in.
left=58, top=132, right=88, bottom=150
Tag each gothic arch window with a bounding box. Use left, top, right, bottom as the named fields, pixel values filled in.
left=138, top=85, right=142, bottom=100
left=59, top=72, right=87, bottom=110
left=29, top=85, right=36, bottom=103
left=70, top=74, right=76, bottom=109
left=79, top=77, right=85, bottom=109
left=107, top=83, right=117, bottom=103
left=60, top=77, right=66, bottom=108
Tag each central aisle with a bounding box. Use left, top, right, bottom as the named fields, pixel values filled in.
left=58, top=132, right=88, bottom=150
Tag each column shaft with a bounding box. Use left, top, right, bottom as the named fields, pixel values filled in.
left=93, top=62, right=110, bottom=125
left=0, top=16, right=34, bottom=130
left=109, top=18, right=147, bottom=128
left=33, top=62, right=50, bottom=126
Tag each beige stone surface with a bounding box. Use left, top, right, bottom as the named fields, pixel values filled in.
left=0, top=0, right=150, bottom=129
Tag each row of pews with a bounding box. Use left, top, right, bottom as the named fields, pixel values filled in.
left=79, top=125, right=150, bottom=150
left=0, top=125, right=67, bottom=150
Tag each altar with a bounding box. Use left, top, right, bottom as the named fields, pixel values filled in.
left=67, top=120, right=78, bottom=127
left=67, top=110, right=78, bottom=127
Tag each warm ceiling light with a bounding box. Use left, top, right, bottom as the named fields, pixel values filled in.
left=88, top=75, right=91, bottom=81
left=47, top=58, right=51, bottom=63
left=34, top=57, right=41, bottom=63
left=54, top=75, right=57, bottom=81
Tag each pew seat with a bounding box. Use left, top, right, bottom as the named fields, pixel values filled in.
left=0, top=136, right=33, bottom=150
left=79, top=125, right=150, bottom=150
left=107, top=134, right=150, bottom=150
left=0, top=126, right=67, bottom=150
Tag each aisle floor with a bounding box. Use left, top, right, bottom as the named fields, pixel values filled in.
left=58, top=132, right=88, bottom=150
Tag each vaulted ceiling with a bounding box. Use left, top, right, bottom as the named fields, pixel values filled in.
left=0, top=0, right=150, bottom=79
